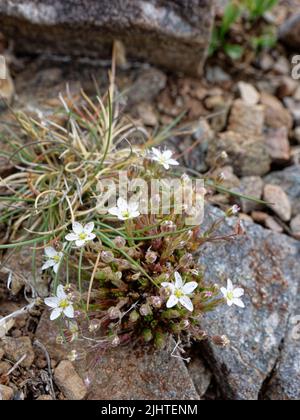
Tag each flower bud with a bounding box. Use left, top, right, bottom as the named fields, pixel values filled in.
left=68, top=350, right=79, bottom=362
left=108, top=306, right=122, bottom=320
left=111, top=336, right=120, bottom=347
left=140, top=303, right=153, bottom=317
left=162, top=309, right=181, bottom=319
left=226, top=205, right=240, bottom=217
left=145, top=249, right=158, bottom=264
left=129, top=310, right=140, bottom=322
left=101, top=250, right=115, bottom=263
left=149, top=296, right=162, bottom=309
left=143, top=329, right=153, bottom=342
left=89, top=319, right=101, bottom=333
left=161, top=221, right=177, bottom=233
left=154, top=332, right=166, bottom=349
left=113, top=236, right=127, bottom=248
left=212, top=335, right=230, bottom=347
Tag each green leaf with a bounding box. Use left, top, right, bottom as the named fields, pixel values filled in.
left=221, top=3, right=242, bottom=39
left=224, top=43, right=244, bottom=60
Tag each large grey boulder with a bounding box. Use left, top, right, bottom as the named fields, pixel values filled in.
left=197, top=207, right=300, bottom=400
left=0, top=0, right=215, bottom=76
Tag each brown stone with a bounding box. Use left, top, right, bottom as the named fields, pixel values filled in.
left=236, top=176, right=264, bottom=214
left=228, top=99, right=264, bottom=136
left=260, top=92, right=293, bottom=131
left=264, top=184, right=292, bottom=222
left=2, top=336, right=35, bottom=368
left=206, top=131, right=271, bottom=177
left=265, top=127, right=290, bottom=163
left=0, top=385, right=13, bottom=400
left=54, top=361, right=87, bottom=400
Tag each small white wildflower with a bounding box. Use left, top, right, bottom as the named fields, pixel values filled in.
left=150, top=148, right=179, bottom=170
left=221, top=279, right=245, bottom=308
left=108, top=198, right=140, bottom=221
left=42, top=247, right=63, bottom=274
left=44, top=285, right=75, bottom=321
left=227, top=205, right=240, bottom=216
left=162, top=272, right=198, bottom=312
left=65, top=221, right=96, bottom=247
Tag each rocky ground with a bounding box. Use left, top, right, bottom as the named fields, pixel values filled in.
left=1, top=1, right=300, bottom=400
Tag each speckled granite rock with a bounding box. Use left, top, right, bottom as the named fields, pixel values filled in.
left=0, top=0, right=215, bottom=76
left=36, top=313, right=200, bottom=400
left=264, top=285, right=300, bottom=400
left=198, top=207, right=300, bottom=400
left=264, top=166, right=300, bottom=217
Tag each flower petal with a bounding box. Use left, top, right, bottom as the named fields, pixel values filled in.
left=182, top=281, right=198, bottom=294
left=42, top=260, right=56, bottom=271
left=65, top=233, right=79, bottom=242
left=44, top=297, right=59, bottom=308
left=75, top=239, right=86, bottom=248
left=163, top=150, right=173, bottom=159
left=174, top=272, right=183, bottom=289
left=64, top=305, right=74, bottom=319
left=233, top=288, right=244, bottom=298
left=50, top=307, right=62, bottom=321
left=166, top=294, right=178, bottom=308
left=45, top=247, right=57, bottom=258
left=72, top=222, right=84, bottom=234
left=56, top=285, right=67, bottom=299
left=220, top=287, right=227, bottom=298
left=168, top=159, right=179, bottom=166
left=53, top=263, right=60, bottom=274
left=87, top=233, right=96, bottom=241
left=108, top=207, right=120, bottom=217
left=161, top=282, right=175, bottom=293
left=84, top=222, right=94, bottom=234
left=179, top=296, right=194, bottom=312
left=117, top=198, right=128, bottom=212
left=227, top=279, right=233, bottom=292
left=233, top=298, right=245, bottom=308
left=151, top=148, right=161, bottom=157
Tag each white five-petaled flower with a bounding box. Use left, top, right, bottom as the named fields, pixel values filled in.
left=162, top=272, right=198, bottom=312
left=65, top=222, right=96, bottom=247
left=44, top=285, right=74, bottom=321
left=150, top=148, right=179, bottom=170
left=42, top=247, right=63, bottom=274
left=221, top=279, right=245, bottom=308
left=108, top=198, right=140, bottom=221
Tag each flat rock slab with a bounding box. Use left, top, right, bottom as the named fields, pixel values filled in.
left=198, top=207, right=300, bottom=400
left=0, top=0, right=215, bottom=76
left=36, top=314, right=200, bottom=400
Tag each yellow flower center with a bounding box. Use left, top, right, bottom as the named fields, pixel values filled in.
left=175, top=289, right=184, bottom=299
left=122, top=211, right=130, bottom=218
left=59, top=299, right=69, bottom=309
left=79, top=233, right=87, bottom=240
left=53, top=255, right=60, bottom=263
left=227, top=291, right=234, bottom=301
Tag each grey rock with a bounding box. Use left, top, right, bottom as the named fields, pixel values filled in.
left=264, top=165, right=300, bottom=217
left=264, top=285, right=300, bottom=400
left=234, top=176, right=264, bottom=214
left=36, top=313, right=200, bottom=400
left=0, top=0, right=215, bottom=76
left=0, top=247, right=48, bottom=297
left=206, top=131, right=271, bottom=177
left=187, top=358, right=212, bottom=398
left=198, top=206, right=300, bottom=400
left=279, top=13, right=300, bottom=49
